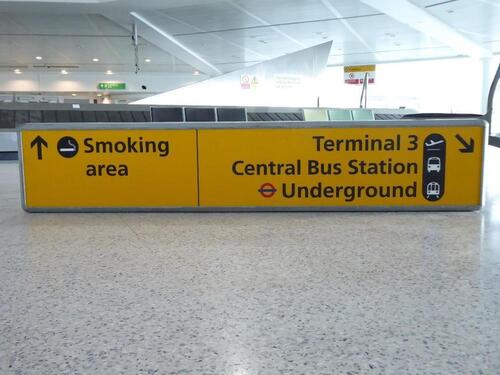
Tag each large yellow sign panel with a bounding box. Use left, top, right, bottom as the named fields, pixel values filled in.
left=198, top=126, right=484, bottom=208
left=21, top=129, right=198, bottom=209
left=20, top=124, right=484, bottom=211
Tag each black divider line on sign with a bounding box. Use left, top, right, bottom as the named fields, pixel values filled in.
left=195, top=129, right=200, bottom=207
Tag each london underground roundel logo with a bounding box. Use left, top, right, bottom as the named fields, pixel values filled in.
left=258, top=183, right=277, bottom=198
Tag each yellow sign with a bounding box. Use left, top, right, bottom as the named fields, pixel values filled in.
left=21, top=129, right=198, bottom=209
left=198, top=126, right=484, bottom=208
left=344, top=65, right=376, bottom=84
left=344, top=65, right=376, bottom=73
left=20, top=123, right=485, bottom=211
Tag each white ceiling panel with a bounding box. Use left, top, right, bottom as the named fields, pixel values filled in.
left=346, top=14, right=447, bottom=51
left=419, top=0, right=500, bottom=45
left=171, top=35, right=269, bottom=65
left=276, top=18, right=368, bottom=48
left=0, top=0, right=499, bottom=77
left=177, top=28, right=300, bottom=62
left=229, top=0, right=378, bottom=25
left=0, top=13, right=126, bottom=35
left=328, top=45, right=459, bottom=66
left=0, top=33, right=191, bottom=72
left=134, top=11, right=272, bottom=62
left=134, top=12, right=214, bottom=36
left=158, top=1, right=263, bottom=33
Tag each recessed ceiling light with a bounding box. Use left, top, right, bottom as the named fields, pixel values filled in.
left=97, top=93, right=102, bottom=97
left=14, top=69, right=22, bottom=74
left=144, top=58, right=151, bottom=63
left=35, top=56, right=42, bottom=60
left=193, top=70, right=200, bottom=76
left=61, top=69, right=68, bottom=75
left=105, top=70, right=113, bottom=75
left=71, top=93, right=77, bottom=97
left=92, top=58, right=99, bottom=62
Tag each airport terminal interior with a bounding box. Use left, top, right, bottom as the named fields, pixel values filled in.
left=1, top=0, right=500, bottom=374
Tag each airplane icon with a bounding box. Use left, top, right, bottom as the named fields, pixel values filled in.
left=425, top=139, right=445, bottom=148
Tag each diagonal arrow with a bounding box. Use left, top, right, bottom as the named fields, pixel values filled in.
left=30, top=136, right=48, bottom=160
left=455, top=134, right=474, bottom=153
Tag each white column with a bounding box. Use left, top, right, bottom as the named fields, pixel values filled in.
left=481, top=57, right=492, bottom=114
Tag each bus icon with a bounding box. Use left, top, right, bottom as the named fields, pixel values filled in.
left=427, top=157, right=441, bottom=172
left=426, top=182, right=440, bottom=198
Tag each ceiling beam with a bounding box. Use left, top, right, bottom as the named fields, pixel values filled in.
left=130, top=11, right=222, bottom=76
left=360, top=0, right=491, bottom=58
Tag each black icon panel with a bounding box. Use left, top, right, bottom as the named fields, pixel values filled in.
left=422, top=134, right=446, bottom=202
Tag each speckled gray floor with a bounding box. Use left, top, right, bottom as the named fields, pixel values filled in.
left=1, top=148, right=500, bottom=375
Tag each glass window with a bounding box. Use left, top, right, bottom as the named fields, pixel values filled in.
left=318, top=57, right=484, bottom=114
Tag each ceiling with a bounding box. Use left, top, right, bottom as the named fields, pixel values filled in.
left=0, top=0, right=499, bottom=75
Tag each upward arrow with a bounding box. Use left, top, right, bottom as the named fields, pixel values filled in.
left=30, top=136, right=48, bottom=160
left=455, top=134, right=474, bottom=153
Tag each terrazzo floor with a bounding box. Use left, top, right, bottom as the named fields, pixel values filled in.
left=1, top=147, right=500, bottom=374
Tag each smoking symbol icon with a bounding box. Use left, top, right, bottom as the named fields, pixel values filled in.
left=57, top=136, right=79, bottom=158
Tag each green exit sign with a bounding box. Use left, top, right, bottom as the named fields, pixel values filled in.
left=98, top=82, right=126, bottom=90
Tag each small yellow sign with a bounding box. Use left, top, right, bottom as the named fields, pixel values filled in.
left=198, top=126, right=484, bottom=208
left=21, top=129, right=198, bottom=209
left=344, top=65, right=376, bottom=84
left=344, top=65, right=376, bottom=73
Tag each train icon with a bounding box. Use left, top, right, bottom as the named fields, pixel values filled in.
left=426, top=182, right=440, bottom=199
